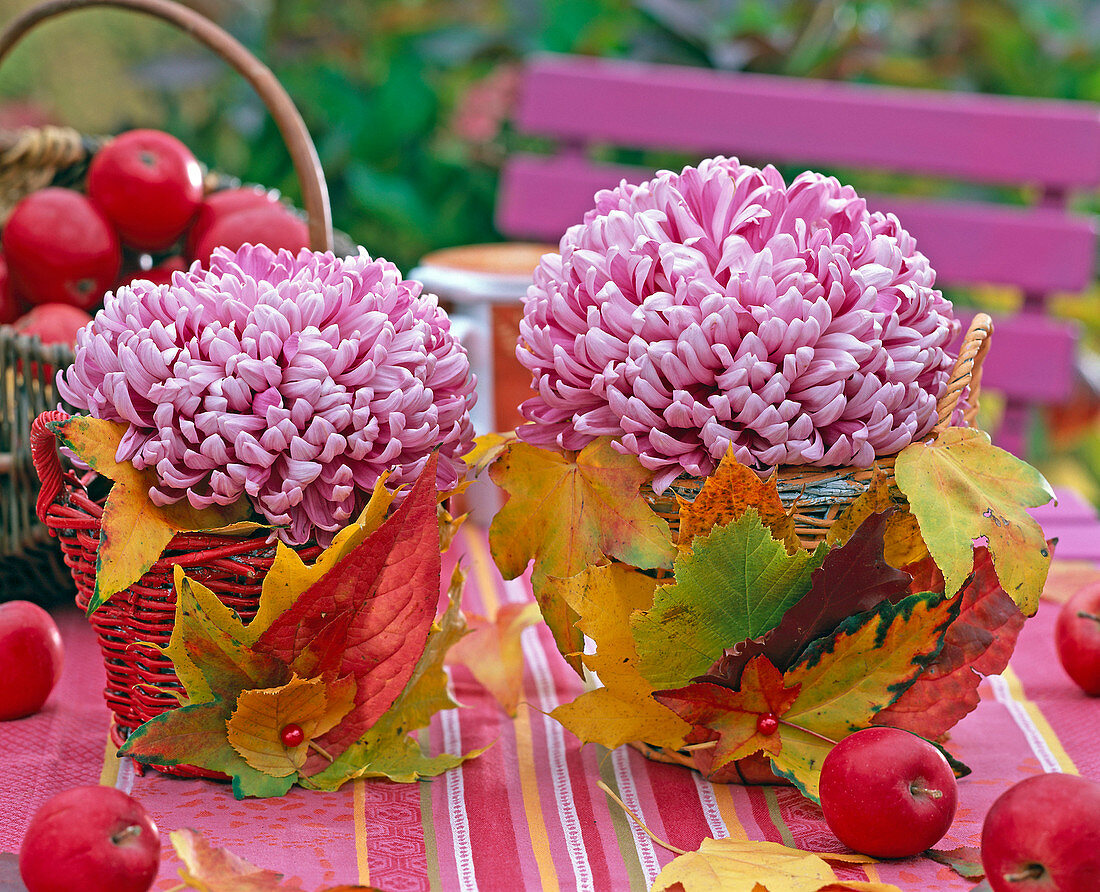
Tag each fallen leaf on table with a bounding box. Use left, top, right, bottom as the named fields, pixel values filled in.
left=675, top=446, right=800, bottom=552
left=631, top=510, right=826, bottom=689
left=874, top=547, right=1024, bottom=739
left=826, top=468, right=927, bottom=569
left=654, top=657, right=801, bottom=768
left=488, top=438, right=674, bottom=664
left=49, top=415, right=254, bottom=613
left=925, top=845, right=985, bottom=880
left=171, top=828, right=308, bottom=890
left=447, top=600, right=542, bottom=715
left=650, top=837, right=903, bottom=892
left=547, top=562, right=691, bottom=749
left=894, top=426, right=1054, bottom=610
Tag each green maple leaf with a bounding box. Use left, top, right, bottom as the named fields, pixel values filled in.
left=894, top=427, right=1054, bottom=611
left=631, top=511, right=827, bottom=689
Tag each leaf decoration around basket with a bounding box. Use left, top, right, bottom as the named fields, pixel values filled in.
left=118, top=453, right=484, bottom=797
left=49, top=414, right=260, bottom=613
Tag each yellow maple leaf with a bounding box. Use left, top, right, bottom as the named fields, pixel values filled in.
left=227, top=674, right=356, bottom=777
left=51, top=415, right=254, bottom=613
left=677, top=447, right=800, bottom=552
left=171, top=828, right=308, bottom=889
left=825, top=469, right=927, bottom=569
left=447, top=601, right=542, bottom=716
left=548, top=564, right=691, bottom=750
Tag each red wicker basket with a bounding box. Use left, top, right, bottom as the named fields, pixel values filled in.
left=14, top=0, right=336, bottom=777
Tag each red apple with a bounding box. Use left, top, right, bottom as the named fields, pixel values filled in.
left=19, top=786, right=160, bottom=892
left=184, top=185, right=279, bottom=260
left=0, top=600, right=63, bottom=720
left=2, top=188, right=120, bottom=309
left=981, top=773, right=1100, bottom=892
left=189, top=202, right=309, bottom=266
left=0, top=252, right=23, bottom=323
left=1055, top=581, right=1100, bottom=695
left=14, top=303, right=94, bottom=347
left=87, top=129, right=203, bottom=252
left=818, top=726, right=958, bottom=857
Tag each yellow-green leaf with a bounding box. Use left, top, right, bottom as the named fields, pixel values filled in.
left=548, top=564, right=691, bottom=750
left=170, top=828, right=308, bottom=890
left=463, top=431, right=516, bottom=476
left=227, top=674, right=356, bottom=777
left=651, top=837, right=838, bottom=892
left=49, top=416, right=253, bottom=613
left=894, top=427, right=1054, bottom=610
left=677, top=447, right=800, bottom=552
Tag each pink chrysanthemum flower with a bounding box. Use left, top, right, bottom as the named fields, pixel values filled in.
left=59, top=244, right=476, bottom=545
left=517, top=157, right=958, bottom=492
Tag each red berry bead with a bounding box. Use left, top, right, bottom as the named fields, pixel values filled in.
left=280, top=723, right=305, bottom=747
left=757, top=713, right=779, bottom=736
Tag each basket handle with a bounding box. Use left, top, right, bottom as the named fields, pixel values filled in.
left=934, top=312, right=993, bottom=433
left=31, top=409, right=70, bottom=523
left=0, top=0, right=333, bottom=252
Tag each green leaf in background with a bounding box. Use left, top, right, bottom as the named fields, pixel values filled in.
left=895, top=427, right=1054, bottom=612
left=631, top=510, right=827, bottom=689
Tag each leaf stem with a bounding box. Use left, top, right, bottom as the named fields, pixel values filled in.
left=309, top=740, right=335, bottom=763
left=597, top=780, right=688, bottom=856
left=1077, top=610, right=1100, bottom=627
left=681, top=740, right=718, bottom=752
left=778, top=719, right=838, bottom=746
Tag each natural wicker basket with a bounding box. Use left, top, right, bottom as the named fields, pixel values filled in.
left=0, top=0, right=341, bottom=606
left=19, top=0, right=337, bottom=776
left=642, top=312, right=993, bottom=549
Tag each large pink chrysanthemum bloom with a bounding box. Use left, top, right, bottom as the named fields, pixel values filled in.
left=59, top=244, right=476, bottom=545
left=517, top=157, right=958, bottom=492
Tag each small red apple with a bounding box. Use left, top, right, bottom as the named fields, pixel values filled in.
left=184, top=185, right=280, bottom=260
left=0, top=252, right=23, bottom=324
left=1055, top=581, right=1100, bottom=695
left=0, top=600, right=63, bottom=720
left=190, top=202, right=309, bottom=266
left=981, top=773, right=1100, bottom=892
left=19, top=786, right=160, bottom=892
left=818, top=726, right=958, bottom=858
left=14, top=303, right=94, bottom=347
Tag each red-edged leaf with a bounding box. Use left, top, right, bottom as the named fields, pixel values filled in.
left=255, top=453, right=441, bottom=753
left=654, top=657, right=800, bottom=769
left=874, top=546, right=1025, bottom=738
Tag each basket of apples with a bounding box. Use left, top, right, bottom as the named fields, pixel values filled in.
left=0, top=0, right=350, bottom=605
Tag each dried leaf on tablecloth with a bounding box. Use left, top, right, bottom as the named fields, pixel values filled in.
left=301, top=566, right=484, bottom=787
left=488, top=438, right=675, bottom=662
left=894, top=427, right=1054, bottom=610
left=654, top=657, right=800, bottom=768
left=874, top=547, right=1025, bottom=739
left=774, top=590, right=961, bottom=800
left=826, top=468, right=927, bottom=569
left=256, top=453, right=442, bottom=755
left=171, top=828, right=308, bottom=890
left=926, top=846, right=985, bottom=881
left=651, top=837, right=903, bottom=892
left=227, top=675, right=356, bottom=777
left=632, top=511, right=826, bottom=689
left=447, top=601, right=541, bottom=716
left=49, top=415, right=254, bottom=613
left=676, top=446, right=799, bottom=552
left=548, top=564, right=691, bottom=750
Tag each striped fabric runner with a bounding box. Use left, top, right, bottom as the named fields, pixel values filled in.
left=1, top=524, right=1096, bottom=892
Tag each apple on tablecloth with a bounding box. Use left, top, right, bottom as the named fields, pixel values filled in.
left=0, top=600, right=63, bottom=721
left=1055, top=581, right=1100, bottom=695
left=19, top=786, right=160, bottom=892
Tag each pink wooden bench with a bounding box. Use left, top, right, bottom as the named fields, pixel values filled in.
left=497, top=53, right=1100, bottom=461
left=494, top=53, right=1100, bottom=555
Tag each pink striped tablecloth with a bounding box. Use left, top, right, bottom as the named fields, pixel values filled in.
left=3, top=524, right=1099, bottom=892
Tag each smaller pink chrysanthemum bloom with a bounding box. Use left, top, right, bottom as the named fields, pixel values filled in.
left=59, top=244, right=477, bottom=545
left=516, top=157, right=958, bottom=491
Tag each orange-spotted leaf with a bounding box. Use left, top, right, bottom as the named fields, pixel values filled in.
left=226, top=674, right=356, bottom=777
left=654, top=657, right=801, bottom=769
left=255, top=453, right=442, bottom=756
left=448, top=601, right=542, bottom=716
left=488, top=438, right=675, bottom=660
left=49, top=415, right=254, bottom=613
left=170, top=828, right=309, bottom=890
left=874, top=547, right=1025, bottom=738
left=826, top=468, right=927, bottom=569
left=677, top=446, right=799, bottom=552
left=894, top=426, right=1054, bottom=609
left=548, top=564, right=691, bottom=750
